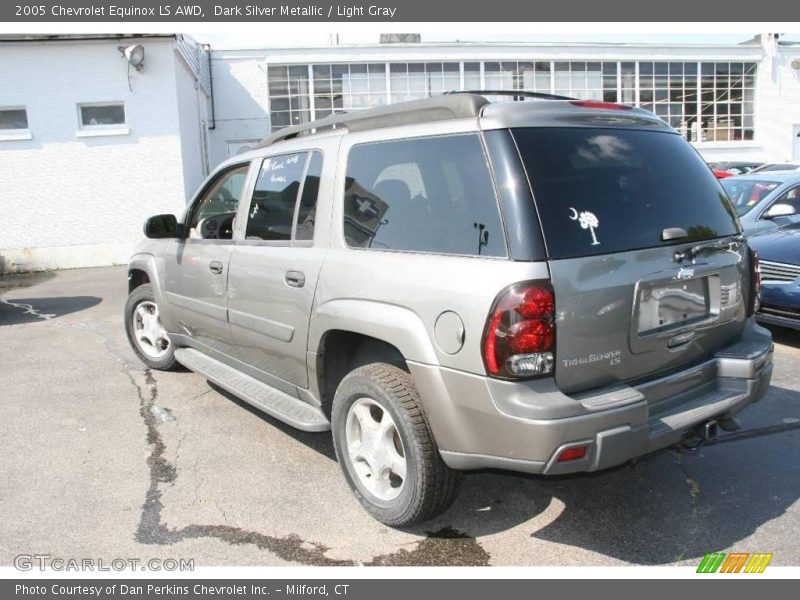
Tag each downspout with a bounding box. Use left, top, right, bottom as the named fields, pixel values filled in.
left=205, top=43, right=216, bottom=130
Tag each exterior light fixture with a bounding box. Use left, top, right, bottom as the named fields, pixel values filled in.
left=118, top=44, right=145, bottom=71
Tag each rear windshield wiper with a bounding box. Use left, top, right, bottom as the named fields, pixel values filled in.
left=673, top=235, right=744, bottom=263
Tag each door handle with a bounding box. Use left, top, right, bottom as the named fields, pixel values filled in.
left=209, top=260, right=224, bottom=274
left=285, top=271, right=306, bottom=288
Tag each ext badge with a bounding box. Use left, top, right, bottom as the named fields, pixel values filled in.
left=569, top=207, right=600, bottom=246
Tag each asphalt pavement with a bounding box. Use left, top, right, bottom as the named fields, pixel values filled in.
left=1, top=266, right=798, bottom=567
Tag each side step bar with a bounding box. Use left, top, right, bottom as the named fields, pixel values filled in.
left=174, top=348, right=330, bottom=432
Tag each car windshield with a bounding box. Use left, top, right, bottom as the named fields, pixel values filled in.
left=720, top=179, right=781, bottom=216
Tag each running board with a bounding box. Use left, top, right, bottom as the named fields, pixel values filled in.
left=174, top=348, right=330, bottom=432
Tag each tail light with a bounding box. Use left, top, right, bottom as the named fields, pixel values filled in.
left=482, top=281, right=556, bottom=379
left=557, top=446, right=588, bottom=462
left=570, top=100, right=633, bottom=111
left=747, top=247, right=761, bottom=316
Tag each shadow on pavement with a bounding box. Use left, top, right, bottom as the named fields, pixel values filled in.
left=208, top=377, right=799, bottom=565
left=764, top=324, right=800, bottom=348
left=208, top=381, right=337, bottom=461
left=423, top=386, right=800, bottom=564
left=0, top=296, right=102, bottom=325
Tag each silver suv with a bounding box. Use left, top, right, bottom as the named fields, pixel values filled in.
left=125, top=93, right=774, bottom=527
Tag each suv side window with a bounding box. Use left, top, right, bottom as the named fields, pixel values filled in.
left=295, top=152, right=322, bottom=241
left=188, top=164, right=249, bottom=240
left=343, top=134, right=506, bottom=257
left=245, top=153, right=307, bottom=241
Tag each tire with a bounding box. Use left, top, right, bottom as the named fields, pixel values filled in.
left=331, top=363, right=461, bottom=527
left=124, top=284, right=179, bottom=371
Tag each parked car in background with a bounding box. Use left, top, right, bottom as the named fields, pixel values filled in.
left=720, top=172, right=800, bottom=235
left=750, top=162, right=800, bottom=173
left=713, top=168, right=734, bottom=179
left=749, top=223, right=800, bottom=330
left=713, top=161, right=765, bottom=175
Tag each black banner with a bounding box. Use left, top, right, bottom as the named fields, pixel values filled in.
left=2, top=0, right=796, bottom=22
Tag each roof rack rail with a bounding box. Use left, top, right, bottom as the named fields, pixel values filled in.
left=257, top=93, right=489, bottom=149
left=445, top=89, right=575, bottom=101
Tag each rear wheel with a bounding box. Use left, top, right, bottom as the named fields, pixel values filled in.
left=124, top=284, right=178, bottom=371
left=331, top=363, right=460, bottom=527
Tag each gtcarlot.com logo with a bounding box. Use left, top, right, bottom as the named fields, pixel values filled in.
left=14, top=554, right=194, bottom=572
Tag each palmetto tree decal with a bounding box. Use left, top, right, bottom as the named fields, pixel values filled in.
left=569, top=207, right=601, bottom=246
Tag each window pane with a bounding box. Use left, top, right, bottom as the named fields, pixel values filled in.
left=269, top=64, right=312, bottom=131
left=699, top=61, right=757, bottom=142
left=464, top=62, right=481, bottom=89
left=513, top=127, right=739, bottom=259
left=0, top=108, right=28, bottom=130
left=246, top=153, right=306, bottom=241
left=296, top=152, right=322, bottom=241
left=189, top=165, right=249, bottom=240
left=312, top=65, right=330, bottom=79
left=80, top=104, right=125, bottom=126
left=344, top=134, right=506, bottom=257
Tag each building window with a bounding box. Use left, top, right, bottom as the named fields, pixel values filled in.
left=700, top=62, right=756, bottom=142
left=77, top=102, right=128, bottom=137
left=553, top=61, right=618, bottom=100
left=267, top=65, right=310, bottom=130
left=389, top=62, right=460, bottom=104
left=638, top=62, right=699, bottom=134
left=265, top=59, right=758, bottom=143
left=311, top=63, right=387, bottom=119
left=0, top=106, right=31, bottom=141
left=464, top=62, right=481, bottom=89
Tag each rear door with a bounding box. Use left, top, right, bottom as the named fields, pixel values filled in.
left=513, top=126, right=746, bottom=394
left=226, top=150, right=328, bottom=391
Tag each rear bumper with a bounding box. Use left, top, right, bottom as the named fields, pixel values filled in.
left=410, top=319, right=773, bottom=475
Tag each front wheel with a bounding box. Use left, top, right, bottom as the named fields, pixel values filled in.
left=124, top=284, right=179, bottom=371
left=331, top=363, right=460, bottom=527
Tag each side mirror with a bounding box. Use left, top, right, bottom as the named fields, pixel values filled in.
left=764, top=203, right=796, bottom=219
left=144, top=214, right=182, bottom=239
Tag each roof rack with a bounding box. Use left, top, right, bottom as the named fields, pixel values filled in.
left=445, top=90, right=576, bottom=101
left=257, top=93, right=489, bottom=148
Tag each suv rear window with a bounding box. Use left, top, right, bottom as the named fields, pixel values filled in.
left=513, top=128, right=739, bottom=259
left=344, top=134, right=506, bottom=257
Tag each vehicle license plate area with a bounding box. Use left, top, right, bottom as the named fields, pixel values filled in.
left=637, top=276, right=710, bottom=335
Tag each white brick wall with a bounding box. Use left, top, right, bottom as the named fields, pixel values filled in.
left=0, top=37, right=200, bottom=272
left=207, top=55, right=271, bottom=166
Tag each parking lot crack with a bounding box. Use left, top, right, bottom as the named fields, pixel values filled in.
left=0, top=296, right=56, bottom=320
left=671, top=449, right=701, bottom=561
left=130, top=371, right=491, bottom=565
